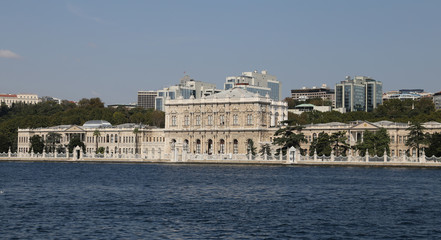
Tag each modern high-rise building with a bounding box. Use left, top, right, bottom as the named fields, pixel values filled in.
left=224, top=70, right=282, bottom=101
left=291, top=84, right=335, bottom=105
left=154, top=75, right=220, bottom=111
left=137, top=91, right=157, bottom=109
left=335, top=76, right=383, bottom=112
left=434, top=91, right=441, bottom=110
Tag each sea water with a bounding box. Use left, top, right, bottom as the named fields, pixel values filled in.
left=1, top=162, right=441, bottom=239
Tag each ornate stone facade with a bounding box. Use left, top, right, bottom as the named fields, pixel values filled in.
left=164, top=88, right=288, bottom=155
left=300, top=120, right=441, bottom=157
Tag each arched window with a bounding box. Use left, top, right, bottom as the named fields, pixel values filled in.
left=171, top=139, right=176, bottom=151
left=207, top=139, right=213, bottom=154
left=196, top=139, right=201, bottom=154
left=183, top=139, right=189, bottom=153
left=233, top=139, right=239, bottom=154
left=220, top=139, right=225, bottom=154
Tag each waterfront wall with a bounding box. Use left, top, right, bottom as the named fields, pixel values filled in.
left=2, top=147, right=441, bottom=167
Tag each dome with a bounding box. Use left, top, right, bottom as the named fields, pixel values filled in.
left=83, top=120, right=112, bottom=128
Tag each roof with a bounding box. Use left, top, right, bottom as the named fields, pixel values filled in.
left=83, top=120, right=112, bottom=128
left=295, top=104, right=315, bottom=108
left=203, top=87, right=262, bottom=100
left=0, top=94, right=17, bottom=98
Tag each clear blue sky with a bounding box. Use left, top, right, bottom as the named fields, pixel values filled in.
left=1, top=0, right=440, bottom=105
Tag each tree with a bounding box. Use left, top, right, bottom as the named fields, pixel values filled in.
left=113, top=112, right=127, bottom=125
left=425, top=133, right=441, bottom=157
left=355, top=128, right=390, bottom=156
left=29, top=135, right=45, bottom=154
left=259, top=143, right=272, bottom=156
left=247, top=139, right=257, bottom=156
left=45, top=132, right=61, bottom=153
left=309, top=132, right=332, bottom=156
left=133, top=128, right=139, bottom=154
left=68, top=136, right=86, bottom=153
left=97, top=147, right=105, bottom=154
left=330, top=131, right=349, bottom=156
left=273, top=125, right=307, bottom=155
left=405, top=122, right=427, bottom=157
left=93, top=130, right=101, bottom=154
left=0, top=134, right=11, bottom=153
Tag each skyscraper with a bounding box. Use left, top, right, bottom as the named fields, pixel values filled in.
left=335, top=76, right=383, bottom=112
left=224, top=70, right=282, bottom=101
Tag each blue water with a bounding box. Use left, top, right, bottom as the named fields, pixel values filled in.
left=1, top=162, right=441, bottom=239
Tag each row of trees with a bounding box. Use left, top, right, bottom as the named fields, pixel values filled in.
left=287, top=98, right=440, bottom=126
left=271, top=122, right=441, bottom=157
left=0, top=98, right=165, bottom=153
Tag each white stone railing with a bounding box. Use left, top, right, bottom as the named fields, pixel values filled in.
left=2, top=148, right=441, bottom=164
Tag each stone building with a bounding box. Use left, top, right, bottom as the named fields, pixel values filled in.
left=164, top=88, right=288, bottom=155
left=17, top=120, right=166, bottom=159
left=299, top=120, right=441, bottom=157
left=0, top=93, right=40, bottom=107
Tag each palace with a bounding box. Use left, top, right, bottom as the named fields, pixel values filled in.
left=300, top=120, right=441, bottom=157
left=17, top=88, right=288, bottom=158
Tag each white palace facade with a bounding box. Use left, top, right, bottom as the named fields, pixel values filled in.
left=16, top=87, right=441, bottom=159
left=17, top=88, right=288, bottom=158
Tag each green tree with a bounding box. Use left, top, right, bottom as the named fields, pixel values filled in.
left=113, top=112, right=127, bottom=125
left=259, top=143, right=272, bottom=156
left=405, top=122, right=428, bottom=157
left=309, top=132, right=332, bottom=156
left=247, top=139, right=257, bottom=156
left=68, top=136, right=86, bottom=153
left=355, top=128, right=390, bottom=156
left=45, top=132, right=61, bottom=153
left=0, top=134, right=11, bottom=153
left=29, top=135, right=45, bottom=154
left=273, top=125, right=307, bottom=155
left=133, top=128, right=139, bottom=154
left=425, top=132, right=441, bottom=157
left=97, top=147, right=105, bottom=154
left=93, top=130, right=101, bottom=153
left=330, top=131, right=349, bottom=156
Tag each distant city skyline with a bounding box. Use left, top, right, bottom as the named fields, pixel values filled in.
left=1, top=0, right=440, bottom=104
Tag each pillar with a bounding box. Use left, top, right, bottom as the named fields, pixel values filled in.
left=365, top=149, right=369, bottom=162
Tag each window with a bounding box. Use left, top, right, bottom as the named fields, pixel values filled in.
left=247, top=114, right=253, bottom=125
left=196, top=139, right=201, bottom=154
left=196, top=115, right=201, bottom=126
left=207, top=115, right=213, bottom=126
left=183, top=139, right=189, bottom=153
left=219, top=115, right=225, bottom=126
left=171, top=116, right=177, bottom=126
left=233, top=114, right=238, bottom=125
left=220, top=139, right=225, bottom=154
left=233, top=139, right=238, bottom=154
left=184, top=115, right=190, bottom=126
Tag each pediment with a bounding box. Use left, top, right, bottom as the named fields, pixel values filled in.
left=246, top=106, right=254, bottom=112
left=232, top=106, right=239, bottom=112
left=218, top=107, right=225, bottom=113
left=64, top=125, right=85, bottom=132
left=206, top=107, right=213, bottom=113
left=194, top=107, right=201, bottom=113
left=351, top=122, right=379, bottom=130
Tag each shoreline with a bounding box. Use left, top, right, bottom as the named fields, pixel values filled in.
left=2, top=158, right=441, bottom=168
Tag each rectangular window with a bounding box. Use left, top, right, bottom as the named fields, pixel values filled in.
left=196, top=115, right=201, bottom=126
left=233, top=114, right=238, bottom=125
left=247, top=114, right=253, bottom=125
left=184, top=115, right=189, bottom=126
left=171, top=116, right=177, bottom=126
left=207, top=115, right=213, bottom=126
left=219, top=115, right=225, bottom=126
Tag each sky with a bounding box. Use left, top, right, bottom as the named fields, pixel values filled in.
left=1, top=0, right=441, bottom=105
